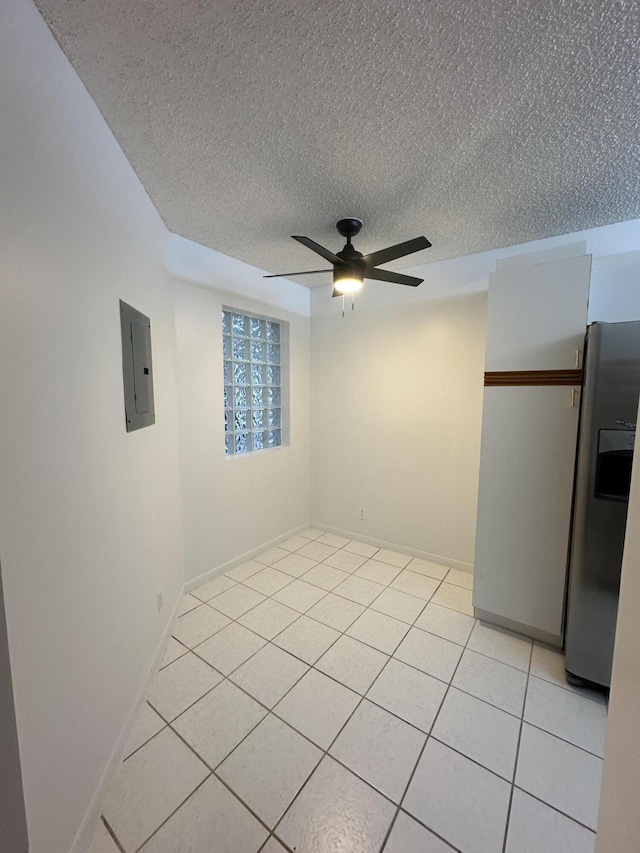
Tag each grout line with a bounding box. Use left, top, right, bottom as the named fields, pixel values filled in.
left=180, top=597, right=327, bottom=673
left=268, top=703, right=367, bottom=839
left=460, top=643, right=535, bottom=675
left=379, top=604, right=478, bottom=852
left=105, top=539, right=446, bottom=849
left=257, top=832, right=297, bottom=853
left=158, top=637, right=190, bottom=669
left=163, top=563, right=472, bottom=749
left=190, top=642, right=266, bottom=682
left=334, top=580, right=443, bottom=612
left=413, top=734, right=516, bottom=787
left=131, top=774, right=213, bottom=852
left=530, top=675, right=607, bottom=708
left=366, top=595, right=438, bottom=628
left=163, top=614, right=362, bottom=790
left=179, top=618, right=314, bottom=713
left=519, top=719, right=606, bottom=760
left=462, top=624, right=607, bottom=705
left=501, top=639, right=534, bottom=853
left=199, top=576, right=329, bottom=637
left=171, top=693, right=259, bottom=775
left=239, top=570, right=333, bottom=609
left=361, top=688, right=437, bottom=734
left=213, top=727, right=324, bottom=836
left=120, top=701, right=167, bottom=762
left=226, top=666, right=310, bottom=716
left=101, top=817, right=126, bottom=853
left=176, top=596, right=205, bottom=615
left=266, top=665, right=425, bottom=847
left=192, top=542, right=455, bottom=621
left=306, top=622, right=455, bottom=686
left=169, top=721, right=265, bottom=811
left=387, top=808, right=465, bottom=852
left=170, top=556, right=600, bottom=760
left=112, top=539, right=603, bottom=853
left=216, top=665, right=559, bottom=847
left=433, top=681, right=524, bottom=720
left=143, top=705, right=289, bottom=845
left=146, top=669, right=227, bottom=728
left=510, top=785, right=598, bottom=834
left=422, top=597, right=475, bottom=617
left=378, top=811, right=401, bottom=853
left=147, top=633, right=604, bottom=819
left=179, top=594, right=425, bottom=842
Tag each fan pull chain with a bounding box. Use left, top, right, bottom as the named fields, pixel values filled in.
left=352, top=294, right=355, bottom=311
left=342, top=294, right=345, bottom=318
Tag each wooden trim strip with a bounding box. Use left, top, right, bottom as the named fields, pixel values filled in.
left=484, top=369, right=583, bottom=387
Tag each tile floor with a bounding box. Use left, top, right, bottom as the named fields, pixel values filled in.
left=90, top=528, right=607, bottom=853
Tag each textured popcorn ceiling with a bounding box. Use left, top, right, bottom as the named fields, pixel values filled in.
left=37, top=0, right=640, bottom=285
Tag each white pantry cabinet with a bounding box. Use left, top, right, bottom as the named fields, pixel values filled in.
left=473, top=252, right=591, bottom=644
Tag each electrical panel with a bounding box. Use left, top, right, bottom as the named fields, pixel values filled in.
left=120, top=300, right=155, bottom=431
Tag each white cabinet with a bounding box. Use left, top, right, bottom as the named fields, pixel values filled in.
left=473, top=253, right=591, bottom=644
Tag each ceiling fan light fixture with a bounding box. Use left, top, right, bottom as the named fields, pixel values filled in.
left=265, top=220, right=431, bottom=298
left=333, top=267, right=364, bottom=294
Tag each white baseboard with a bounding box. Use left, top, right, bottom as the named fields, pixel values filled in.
left=310, top=522, right=474, bottom=574
left=474, top=607, right=562, bottom=647
left=68, top=590, right=183, bottom=853
left=183, top=522, right=311, bottom=593
left=184, top=522, right=473, bottom=593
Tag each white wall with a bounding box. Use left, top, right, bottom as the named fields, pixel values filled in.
left=310, top=219, right=640, bottom=569
left=168, top=232, right=310, bottom=317
left=172, top=239, right=311, bottom=581
left=589, top=250, right=640, bottom=323
left=0, top=2, right=184, bottom=851
left=311, top=289, right=486, bottom=568
left=595, top=398, right=640, bottom=852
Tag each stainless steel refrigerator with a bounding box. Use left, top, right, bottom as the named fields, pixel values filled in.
left=565, top=320, right=640, bottom=689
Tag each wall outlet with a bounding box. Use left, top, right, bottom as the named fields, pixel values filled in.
left=157, top=589, right=163, bottom=613
left=359, top=507, right=366, bottom=520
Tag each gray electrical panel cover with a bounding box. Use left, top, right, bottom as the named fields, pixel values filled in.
left=120, top=300, right=155, bottom=431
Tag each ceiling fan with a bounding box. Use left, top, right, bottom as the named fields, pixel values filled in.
left=264, top=218, right=432, bottom=297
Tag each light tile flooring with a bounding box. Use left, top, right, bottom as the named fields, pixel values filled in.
left=90, top=528, right=607, bottom=853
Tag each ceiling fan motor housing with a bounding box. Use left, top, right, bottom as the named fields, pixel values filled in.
left=336, top=217, right=363, bottom=240
left=336, top=244, right=363, bottom=265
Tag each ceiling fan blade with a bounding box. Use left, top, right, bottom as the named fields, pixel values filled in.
left=263, top=269, right=332, bottom=278
left=365, top=268, right=424, bottom=287
left=292, top=235, right=345, bottom=265
left=363, top=236, right=432, bottom=268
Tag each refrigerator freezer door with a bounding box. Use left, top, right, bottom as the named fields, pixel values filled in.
left=565, top=321, right=640, bottom=688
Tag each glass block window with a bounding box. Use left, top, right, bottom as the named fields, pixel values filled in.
left=223, top=310, right=282, bottom=455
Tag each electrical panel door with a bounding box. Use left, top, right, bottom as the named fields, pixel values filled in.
left=120, top=300, right=155, bottom=431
